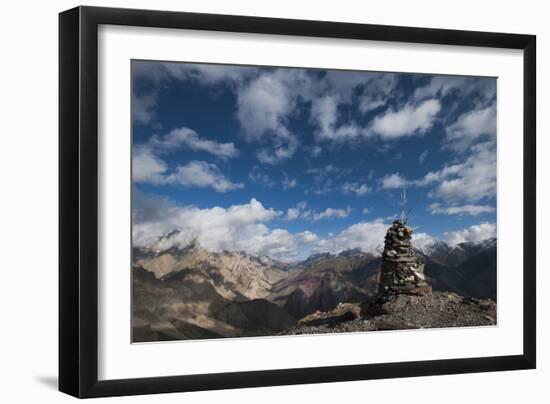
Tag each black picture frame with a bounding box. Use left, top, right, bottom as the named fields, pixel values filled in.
left=59, top=5, right=536, bottom=398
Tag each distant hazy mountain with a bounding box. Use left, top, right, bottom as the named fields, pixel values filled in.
left=268, top=249, right=379, bottom=319
left=416, top=238, right=497, bottom=300
left=132, top=232, right=497, bottom=340
left=133, top=237, right=287, bottom=301
left=133, top=266, right=295, bottom=342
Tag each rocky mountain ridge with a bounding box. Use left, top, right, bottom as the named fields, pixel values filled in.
left=416, top=237, right=497, bottom=300
left=133, top=230, right=497, bottom=341
left=284, top=222, right=496, bottom=336
left=134, top=239, right=287, bottom=301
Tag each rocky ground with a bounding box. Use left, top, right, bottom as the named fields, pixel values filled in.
left=281, top=291, right=496, bottom=335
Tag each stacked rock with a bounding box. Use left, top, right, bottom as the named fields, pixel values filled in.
left=378, top=220, right=432, bottom=296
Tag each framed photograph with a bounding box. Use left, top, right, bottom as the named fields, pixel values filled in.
left=59, top=6, right=536, bottom=398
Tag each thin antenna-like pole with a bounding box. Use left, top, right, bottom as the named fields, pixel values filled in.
left=401, top=187, right=408, bottom=224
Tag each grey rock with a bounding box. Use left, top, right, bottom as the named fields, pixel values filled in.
left=377, top=221, right=432, bottom=297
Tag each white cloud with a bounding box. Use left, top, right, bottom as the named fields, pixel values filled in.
left=358, top=73, right=396, bottom=114
left=237, top=72, right=293, bottom=139
left=164, top=161, right=244, bottom=192
left=342, top=182, right=370, bottom=196
left=308, top=72, right=397, bottom=142
left=133, top=92, right=158, bottom=125
left=136, top=62, right=302, bottom=164
left=359, top=98, right=386, bottom=113
left=248, top=165, right=275, bottom=187
left=132, top=147, right=167, bottom=184
left=446, top=102, right=496, bottom=152
left=284, top=201, right=310, bottom=221
left=413, top=76, right=467, bottom=101
left=309, top=182, right=337, bottom=196
left=311, top=95, right=338, bottom=138
left=306, top=165, right=348, bottom=196
left=370, top=99, right=441, bottom=139
left=312, top=207, right=352, bottom=220
left=133, top=196, right=302, bottom=259
left=294, top=231, right=319, bottom=244
left=133, top=195, right=327, bottom=261
left=428, top=141, right=496, bottom=202
left=323, top=70, right=373, bottom=100
left=322, top=218, right=438, bottom=256
left=445, top=222, right=496, bottom=246
left=380, top=141, right=496, bottom=203
left=161, top=62, right=257, bottom=86
left=282, top=175, right=297, bottom=190
left=133, top=153, right=244, bottom=193
left=150, top=127, right=239, bottom=159
left=134, top=193, right=443, bottom=261
left=133, top=128, right=243, bottom=191
left=256, top=136, right=298, bottom=165
left=380, top=173, right=409, bottom=189
left=362, top=207, right=371, bottom=214
left=412, top=232, right=436, bottom=251
left=285, top=207, right=301, bottom=221
left=236, top=70, right=308, bottom=163
left=310, top=95, right=363, bottom=141
left=316, top=219, right=388, bottom=254
left=421, top=163, right=463, bottom=185
left=284, top=202, right=350, bottom=221
left=418, top=150, right=428, bottom=164
left=137, top=64, right=466, bottom=166
left=430, top=203, right=495, bottom=216
left=321, top=70, right=395, bottom=112
left=132, top=61, right=258, bottom=126
left=413, top=76, right=496, bottom=104
left=309, top=145, right=323, bottom=157
left=306, top=164, right=340, bottom=177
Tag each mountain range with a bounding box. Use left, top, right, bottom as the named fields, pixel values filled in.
left=132, top=233, right=496, bottom=342
left=415, top=237, right=497, bottom=300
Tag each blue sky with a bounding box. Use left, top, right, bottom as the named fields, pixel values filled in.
left=132, top=60, right=497, bottom=261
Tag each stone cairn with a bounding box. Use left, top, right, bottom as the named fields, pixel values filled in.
left=378, top=220, right=432, bottom=296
